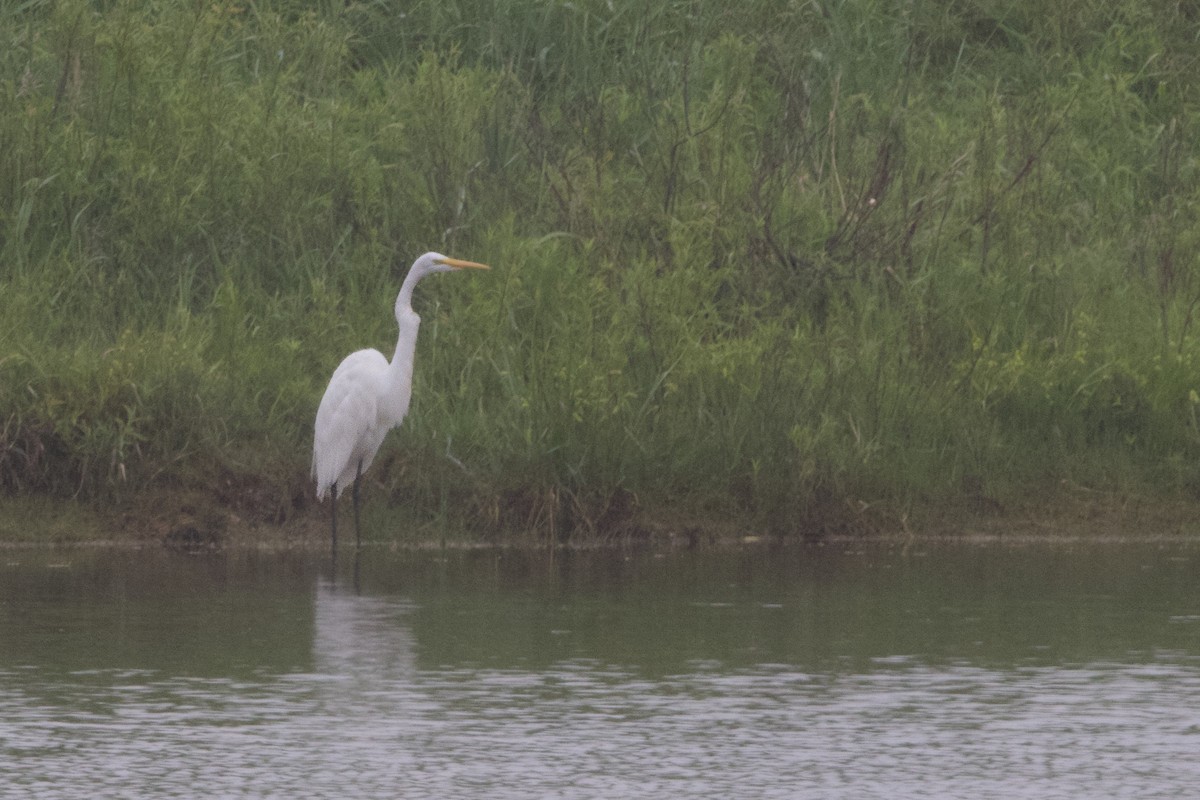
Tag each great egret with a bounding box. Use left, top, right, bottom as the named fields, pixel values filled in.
left=312, top=251, right=490, bottom=549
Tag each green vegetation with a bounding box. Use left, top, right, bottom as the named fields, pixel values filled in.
left=3, top=0, right=1200, bottom=541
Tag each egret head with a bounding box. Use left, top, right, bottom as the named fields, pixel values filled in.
left=396, top=251, right=490, bottom=314
left=411, top=251, right=490, bottom=279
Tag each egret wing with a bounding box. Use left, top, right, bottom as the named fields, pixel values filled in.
left=312, top=349, right=388, bottom=499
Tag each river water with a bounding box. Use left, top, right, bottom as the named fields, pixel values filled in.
left=2, top=540, right=1199, bottom=799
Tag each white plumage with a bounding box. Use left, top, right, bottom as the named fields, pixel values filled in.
left=313, top=348, right=395, bottom=501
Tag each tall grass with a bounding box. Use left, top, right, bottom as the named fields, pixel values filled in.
left=3, top=0, right=1200, bottom=536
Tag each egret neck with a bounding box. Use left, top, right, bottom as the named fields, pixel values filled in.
left=382, top=274, right=423, bottom=426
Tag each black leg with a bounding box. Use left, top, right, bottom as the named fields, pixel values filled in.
left=330, top=480, right=339, bottom=554
left=352, top=459, right=363, bottom=549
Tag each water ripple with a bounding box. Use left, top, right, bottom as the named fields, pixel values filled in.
left=3, top=657, right=1200, bottom=799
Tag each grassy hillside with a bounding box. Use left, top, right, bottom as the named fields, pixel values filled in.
left=3, top=0, right=1200, bottom=540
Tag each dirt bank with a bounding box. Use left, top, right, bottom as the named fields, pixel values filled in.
left=4, top=479, right=1200, bottom=550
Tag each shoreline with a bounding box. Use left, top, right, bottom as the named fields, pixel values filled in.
left=3, top=486, right=1200, bottom=550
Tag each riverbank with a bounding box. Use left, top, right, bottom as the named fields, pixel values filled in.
left=4, top=484, right=1200, bottom=550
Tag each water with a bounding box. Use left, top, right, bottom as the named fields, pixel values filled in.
left=2, top=541, right=1200, bottom=799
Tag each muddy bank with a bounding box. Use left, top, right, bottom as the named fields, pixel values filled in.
left=3, top=480, right=1200, bottom=550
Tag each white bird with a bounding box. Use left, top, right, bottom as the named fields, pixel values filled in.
left=312, top=251, right=489, bottom=549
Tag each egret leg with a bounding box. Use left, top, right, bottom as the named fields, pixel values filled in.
left=330, top=480, right=339, bottom=554
left=352, top=460, right=363, bottom=549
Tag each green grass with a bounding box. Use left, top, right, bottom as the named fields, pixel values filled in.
left=3, top=0, right=1200, bottom=539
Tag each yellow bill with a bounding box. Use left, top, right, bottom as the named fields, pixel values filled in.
left=437, top=257, right=490, bottom=270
